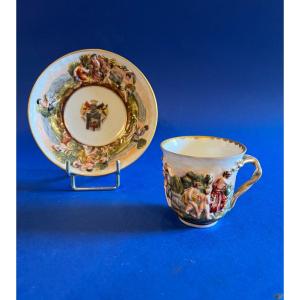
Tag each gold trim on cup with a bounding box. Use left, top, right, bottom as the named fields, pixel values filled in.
left=160, top=136, right=247, bottom=159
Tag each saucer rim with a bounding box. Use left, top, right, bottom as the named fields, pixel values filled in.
left=27, top=48, right=158, bottom=176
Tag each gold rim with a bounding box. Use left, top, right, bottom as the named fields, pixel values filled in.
left=160, top=136, right=247, bottom=159
left=27, top=48, right=158, bottom=176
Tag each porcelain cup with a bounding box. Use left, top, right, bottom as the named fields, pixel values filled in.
left=161, top=136, right=262, bottom=228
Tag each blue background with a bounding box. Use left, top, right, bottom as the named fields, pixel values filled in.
left=17, top=0, right=283, bottom=299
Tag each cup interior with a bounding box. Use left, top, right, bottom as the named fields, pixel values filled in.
left=161, top=136, right=246, bottom=158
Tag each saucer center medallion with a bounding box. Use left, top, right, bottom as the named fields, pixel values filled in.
left=63, top=86, right=127, bottom=146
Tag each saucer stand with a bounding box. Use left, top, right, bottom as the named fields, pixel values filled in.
left=65, top=160, right=121, bottom=191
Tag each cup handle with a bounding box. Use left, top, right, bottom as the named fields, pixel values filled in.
left=230, top=154, right=262, bottom=209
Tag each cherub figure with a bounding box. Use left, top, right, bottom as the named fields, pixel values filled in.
left=132, top=124, right=149, bottom=142
left=73, top=63, right=89, bottom=81
left=52, top=144, right=69, bottom=153
left=72, top=159, right=95, bottom=172
left=84, top=157, right=96, bottom=172
left=61, top=130, right=72, bottom=145
left=37, top=95, right=50, bottom=109
left=98, top=145, right=110, bottom=164
left=210, top=171, right=232, bottom=213
left=83, top=145, right=98, bottom=157
left=76, top=145, right=99, bottom=172
left=182, top=184, right=212, bottom=219
left=37, top=95, right=56, bottom=112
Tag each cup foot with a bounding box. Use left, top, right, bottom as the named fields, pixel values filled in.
left=178, top=217, right=218, bottom=228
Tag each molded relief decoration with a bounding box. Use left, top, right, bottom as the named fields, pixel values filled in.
left=163, top=163, right=235, bottom=221
left=36, top=53, right=149, bottom=172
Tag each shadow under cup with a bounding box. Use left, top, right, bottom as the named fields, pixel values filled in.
left=161, top=136, right=262, bottom=228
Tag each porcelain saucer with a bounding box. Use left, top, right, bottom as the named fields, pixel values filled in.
left=28, top=49, right=158, bottom=176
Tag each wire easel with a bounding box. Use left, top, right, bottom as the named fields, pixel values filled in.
left=65, top=160, right=121, bottom=191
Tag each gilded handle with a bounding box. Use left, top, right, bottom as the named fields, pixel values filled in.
left=230, top=154, right=262, bottom=208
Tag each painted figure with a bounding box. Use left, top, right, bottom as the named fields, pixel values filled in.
left=182, top=186, right=211, bottom=219
left=72, top=159, right=94, bottom=172
left=52, top=143, right=69, bottom=153
left=89, top=54, right=102, bottom=80
left=210, top=171, right=232, bottom=213
left=83, top=146, right=99, bottom=171
left=109, top=66, right=124, bottom=88
left=124, top=71, right=136, bottom=95
left=71, top=146, right=98, bottom=172
left=98, top=55, right=110, bottom=78
left=36, top=94, right=56, bottom=112
left=73, top=64, right=89, bottom=81
left=61, top=130, right=72, bottom=145
left=132, top=125, right=149, bottom=142
left=98, top=145, right=110, bottom=165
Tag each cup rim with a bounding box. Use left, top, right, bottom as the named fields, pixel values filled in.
left=160, top=135, right=247, bottom=159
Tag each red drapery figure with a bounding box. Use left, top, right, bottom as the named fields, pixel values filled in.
left=210, top=171, right=232, bottom=213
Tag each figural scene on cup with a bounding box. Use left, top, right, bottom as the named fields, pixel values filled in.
left=163, top=162, right=240, bottom=222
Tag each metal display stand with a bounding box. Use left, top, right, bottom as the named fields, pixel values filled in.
left=66, top=160, right=121, bottom=191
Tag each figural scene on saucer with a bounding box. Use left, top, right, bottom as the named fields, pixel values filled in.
left=28, top=49, right=158, bottom=176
